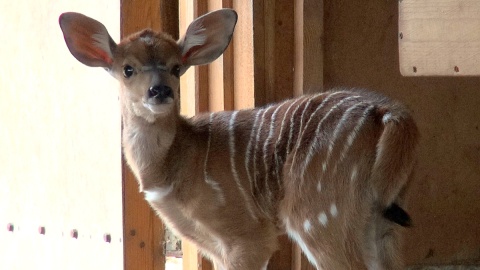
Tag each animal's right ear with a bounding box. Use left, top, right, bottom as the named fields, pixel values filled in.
left=59, top=12, right=117, bottom=69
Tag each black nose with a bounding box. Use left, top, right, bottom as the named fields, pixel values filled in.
left=148, top=85, right=173, bottom=101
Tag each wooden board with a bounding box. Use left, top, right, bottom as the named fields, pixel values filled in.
left=399, top=0, right=480, bottom=76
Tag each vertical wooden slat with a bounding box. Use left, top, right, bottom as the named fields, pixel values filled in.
left=294, top=0, right=324, bottom=96
left=232, top=0, right=256, bottom=110
left=121, top=1, right=178, bottom=270
left=293, top=0, right=324, bottom=269
left=207, top=0, right=226, bottom=112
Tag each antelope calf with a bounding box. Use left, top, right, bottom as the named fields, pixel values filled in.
left=59, top=9, right=418, bottom=270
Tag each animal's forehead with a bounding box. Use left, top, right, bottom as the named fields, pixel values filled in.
left=120, top=31, right=180, bottom=63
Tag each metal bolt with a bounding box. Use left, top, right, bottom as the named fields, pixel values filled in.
left=70, top=229, right=78, bottom=239
left=6, top=223, right=14, bottom=232
left=103, top=233, right=112, bottom=243
left=38, top=226, right=46, bottom=235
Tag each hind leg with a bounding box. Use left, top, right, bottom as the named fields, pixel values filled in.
left=283, top=213, right=370, bottom=270
left=374, top=209, right=405, bottom=270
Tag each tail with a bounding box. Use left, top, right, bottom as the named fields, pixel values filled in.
left=371, top=104, right=419, bottom=208
left=383, top=203, right=412, bottom=227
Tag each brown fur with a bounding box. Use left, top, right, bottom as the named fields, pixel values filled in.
left=60, top=10, right=419, bottom=270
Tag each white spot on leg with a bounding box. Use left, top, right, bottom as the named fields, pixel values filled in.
left=303, top=219, right=312, bottom=233
left=285, top=220, right=320, bottom=269
left=318, top=212, right=328, bottom=227
left=330, top=203, right=338, bottom=217
left=317, top=182, right=322, bottom=192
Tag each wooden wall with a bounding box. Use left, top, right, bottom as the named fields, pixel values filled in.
left=0, top=0, right=123, bottom=269
left=323, top=0, right=480, bottom=266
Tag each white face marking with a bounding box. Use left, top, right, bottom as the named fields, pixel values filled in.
left=318, top=212, right=328, bottom=227
left=303, top=219, right=312, bottom=233
left=144, top=185, right=173, bottom=202
left=317, top=182, right=322, bottom=192
left=330, top=203, right=338, bottom=217
left=140, top=35, right=154, bottom=45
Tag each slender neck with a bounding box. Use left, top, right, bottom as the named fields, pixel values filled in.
left=120, top=96, right=182, bottom=191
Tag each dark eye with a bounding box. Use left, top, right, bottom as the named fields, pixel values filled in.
left=123, top=65, right=134, bottom=78
left=171, top=65, right=180, bottom=78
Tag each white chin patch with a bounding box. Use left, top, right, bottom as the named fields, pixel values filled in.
left=143, top=100, right=173, bottom=114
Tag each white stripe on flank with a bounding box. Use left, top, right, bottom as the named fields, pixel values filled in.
left=290, top=92, right=351, bottom=175
left=204, top=113, right=225, bottom=204
left=319, top=103, right=364, bottom=176
left=263, top=101, right=289, bottom=195
left=229, top=111, right=258, bottom=221
left=274, top=97, right=307, bottom=181
left=286, top=97, right=310, bottom=156
left=332, top=105, right=375, bottom=174
left=245, top=109, right=263, bottom=197
left=253, top=106, right=273, bottom=194
left=299, top=96, right=359, bottom=179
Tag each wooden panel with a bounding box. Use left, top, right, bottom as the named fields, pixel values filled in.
left=121, top=1, right=178, bottom=270
left=0, top=1, right=123, bottom=269
left=399, top=0, right=480, bottom=76
left=324, top=0, right=480, bottom=266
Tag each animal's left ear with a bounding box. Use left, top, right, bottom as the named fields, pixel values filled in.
left=177, top=9, right=237, bottom=74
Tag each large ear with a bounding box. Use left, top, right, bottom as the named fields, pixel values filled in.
left=178, top=9, right=237, bottom=69
left=59, top=12, right=117, bottom=69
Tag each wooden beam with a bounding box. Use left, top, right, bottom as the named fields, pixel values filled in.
left=121, top=1, right=178, bottom=270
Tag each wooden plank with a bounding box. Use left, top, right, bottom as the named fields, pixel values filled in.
left=399, top=0, right=480, bottom=76
left=121, top=1, right=178, bottom=270
left=233, top=0, right=256, bottom=109
left=294, top=0, right=324, bottom=96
